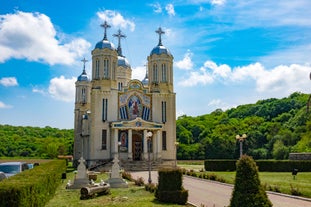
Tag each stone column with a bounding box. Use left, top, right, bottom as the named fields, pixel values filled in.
left=128, top=129, right=132, bottom=160
left=152, top=132, right=156, bottom=161
left=157, top=130, right=162, bottom=159
left=143, top=129, right=148, bottom=160
left=114, top=128, right=118, bottom=156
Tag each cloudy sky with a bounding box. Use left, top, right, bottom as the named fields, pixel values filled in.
left=1, top=0, right=311, bottom=129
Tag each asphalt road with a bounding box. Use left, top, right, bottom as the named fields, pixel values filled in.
left=130, top=171, right=311, bottom=207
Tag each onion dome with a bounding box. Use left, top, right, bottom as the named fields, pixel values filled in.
left=150, top=27, right=171, bottom=56
left=94, top=21, right=115, bottom=50
left=118, top=56, right=130, bottom=67
left=95, top=39, right=115, bottom=50
left=150, top=45, right=171, bottom=56
left=77, top=58, right=90, bottom=81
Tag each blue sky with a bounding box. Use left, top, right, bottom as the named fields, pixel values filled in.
left=1, top=0, right=311, bottom=129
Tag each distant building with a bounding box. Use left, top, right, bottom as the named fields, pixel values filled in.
left=73, top=22, right=176, bottom=170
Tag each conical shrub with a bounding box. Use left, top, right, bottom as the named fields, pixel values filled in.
left=229, top=155, right=272, bottom=207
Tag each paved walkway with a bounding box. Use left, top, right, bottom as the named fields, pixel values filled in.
left=130, top=171, right=311, bottom=207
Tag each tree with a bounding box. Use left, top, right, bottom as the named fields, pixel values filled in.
left=229, top=155, right=272, bottom=207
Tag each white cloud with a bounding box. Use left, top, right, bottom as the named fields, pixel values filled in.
left=32, top=87, right=46, bottom=95
left=132, top=66, right=146, bottom=81
left=0, top=101, right=12, bottom=109
left=150, top=3, right=162, bottom=13
left=97, top=10, right=135, bottom=32
left=179, top=59, right=311, bottom=98
left=211, top=0, right=226, bottom=6
left=0, top=11, right=91, bottom=65
left=0, top=77, right=18, bottom=87
left=165, top=4, right=176, bottom=16
left=175, top=51, right=194, bottom=70
left=208, top=99, right=232, bottom=111
left=179, top=67, right=214, bottom=86
left=48, top=76, right=76, bottom=102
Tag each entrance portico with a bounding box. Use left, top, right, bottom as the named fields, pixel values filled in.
left=111, top=117, right=163, bottom=161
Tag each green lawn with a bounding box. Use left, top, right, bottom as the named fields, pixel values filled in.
left=46, top=172, right=191, bottom=207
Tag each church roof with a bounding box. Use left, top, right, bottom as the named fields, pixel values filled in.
left=94, top=21, right=116, bottom=50
left=95, top=39, right=116, bottom=50
left=77, top=71, right=90, bottom=81
left=150, top=27, right=172, bottom=56
left=118, top=56, right=130, bottom=67
left=150, top=45, right=171, bottom=56
left=77, top=58, right=90, bottom=81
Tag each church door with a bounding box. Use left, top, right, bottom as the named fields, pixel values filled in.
left=132, top=132, right=142, bottom=161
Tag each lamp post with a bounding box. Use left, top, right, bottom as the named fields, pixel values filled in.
left=146, top=131, right=153, bottom=184
left=236, top=134, right=247, bottom=158
left=174, top=141, right=179, bottom=167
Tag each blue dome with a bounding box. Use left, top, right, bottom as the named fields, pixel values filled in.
left=150, top=45, right=171, bottom=56
left=77, top=70, right=90, bottom=81
left=95, top=39, right=115, bottom=50
left=118, top=56, right=130, bottom=67
left=142, top=76, right=149, bottom=85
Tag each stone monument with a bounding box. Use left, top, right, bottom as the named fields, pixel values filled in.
left=106, top=154, right=128, bottom=188
left=68, top=157, right=89, bottom=189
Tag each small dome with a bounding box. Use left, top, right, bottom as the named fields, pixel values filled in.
left=95, top=39, right=115, bottom=50
left=150, top=45, right=171, bottom=56
left=142, top=76, right=149, bottom=85
left=118, top=56, right=130, bottom=67
left=77, top=70, right=90, bottom=82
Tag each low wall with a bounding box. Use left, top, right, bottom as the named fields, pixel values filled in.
left=289, top=153, right=311, bottom=160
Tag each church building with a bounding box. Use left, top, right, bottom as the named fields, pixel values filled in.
left=73, top=21, right=176, bottom=170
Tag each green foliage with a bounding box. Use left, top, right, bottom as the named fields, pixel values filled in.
left=176, top=92, right=310, bottom=160
left=155, top=168, right=188, bottom=205
left=229, top=156, right=272, bottom=207
left=0, top=160, right=66, bottom=207
left=0, top=125, right=73, bottom=158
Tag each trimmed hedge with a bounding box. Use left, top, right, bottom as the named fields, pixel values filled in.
left=205, top=159, right=311, bottom=172
left=0, top=160, right=66, bottom=207
left=155, top=168, right=188, bottom=205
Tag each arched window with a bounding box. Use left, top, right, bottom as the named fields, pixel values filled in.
left=161, top=63, right=167, bottom=82
left=82, top=88, right=86, bottom=104
left=104, top=59, right=109, bottom=79
left=152, top=63, right=158, bottom=82
left=95, top=59, right=100, bottom=79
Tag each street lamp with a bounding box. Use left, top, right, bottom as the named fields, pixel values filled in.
left=175, top=141, right=179, bottom=167
left=236, top=134, right=247, bottom=158
left=146, top=131, right=153, bottom=184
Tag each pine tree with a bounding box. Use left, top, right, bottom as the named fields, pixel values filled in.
left=229, top=155, right=273, bottom=207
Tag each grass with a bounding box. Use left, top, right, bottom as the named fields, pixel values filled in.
left=178, top=162, right=311, bottom=198
left=46, top=172, right=191, bottom=207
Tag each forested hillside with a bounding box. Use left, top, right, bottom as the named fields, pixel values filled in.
left=0, top=92, right=310, bottom=160
left=176, top=92, right=311, bottom=160
left=0, top=125, right=73, bottom=158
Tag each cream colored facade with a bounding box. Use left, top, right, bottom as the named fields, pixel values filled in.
left=73, top=22, right=176, bottom=169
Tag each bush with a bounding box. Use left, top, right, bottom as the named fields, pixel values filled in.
left=134, top=177, right=145, bottom=186
left=155, top=168, right=188, bottom=205
left=122, top=171, right=134, bottom=181
left=145, top=183, right=157, bottom=193
left=229, top=155, right=272, bottom=207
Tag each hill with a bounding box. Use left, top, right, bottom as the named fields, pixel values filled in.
left=176, top=92, right=311, bottom=160
left=0, top=125, right=73, bottom=158
left=0, top=92, right=310, bottom=160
